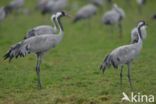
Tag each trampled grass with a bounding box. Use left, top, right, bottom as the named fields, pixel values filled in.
left=0, top=0, right=156, bottom=104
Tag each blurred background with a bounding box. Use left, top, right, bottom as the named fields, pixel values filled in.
left=0, top=0, right=156, bottom=104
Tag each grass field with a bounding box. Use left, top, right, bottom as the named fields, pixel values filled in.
left=0, top=0, right=156, bottom=104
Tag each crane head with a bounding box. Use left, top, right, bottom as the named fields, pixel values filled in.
left=137, top=20, right=147, bottom=27
left=56, top=11, right=72, bottom=18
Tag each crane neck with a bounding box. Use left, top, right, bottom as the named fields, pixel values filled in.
left=56, top=16, right=64, bottom=35
left=52, top=17, right=58, bottom=32
left=137, top=26, right=143, bottom=43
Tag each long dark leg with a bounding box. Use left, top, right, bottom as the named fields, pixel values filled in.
left=118, top=22, right=122, bottom=38
left=36, top=54, right=42, bottom=88
left=127, top=63, right=133, bottom=89
left=120, top=65, right=123, bottom=87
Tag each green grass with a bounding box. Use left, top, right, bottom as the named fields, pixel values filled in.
left=0, top=0, right=156, bottom=104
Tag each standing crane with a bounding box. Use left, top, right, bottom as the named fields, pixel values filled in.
left=24, top=14, right=58, bottom=39
left=101, top=4, right=125, bottom=37
left=4, top=11, right=70, bottom=88
left=100, top=20, right=147, bottom=89
left=73, top=4, right=97, bottom=23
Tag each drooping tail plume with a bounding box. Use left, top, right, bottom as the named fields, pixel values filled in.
left=4, top=42, right=29, bottom=62
left=100, top=54, right=118, bottom=73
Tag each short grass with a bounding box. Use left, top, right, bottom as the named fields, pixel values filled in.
left=0, top=0, right=156, bottom=104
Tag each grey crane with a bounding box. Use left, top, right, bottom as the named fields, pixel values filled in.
left=41, top=0, right=68, bottom=15
left=100, top=20, right=147, bottom=89
left=73, top=4, right=97, bottom=23
left=131, top=23, right=147, bottom=43
left=5, top=0, right=25, bottom=13
left=24, top=14, right=58, bottom=39
left=4, top=11, right=70, bottom=88
left=136, top=0, right=146, bottom=14
left=101, top=4, right=125, bottom=37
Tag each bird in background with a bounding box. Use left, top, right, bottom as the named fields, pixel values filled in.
left=136, top=0, right=146, bottom=14
left=89, top=0, right=104, bottom=7
left=73, top=3, right=97, bottom=23
left=151, top=14, right=156, bottom=20
left=5, top=0, right=25, bottom=14
left=100, top=20, right=147, bottom=89
left=101, top=4, right=125, bottom=37
left=4, top=11, right=71, bottom=88
left=39, top=0, right=68, bottom=15
left=24, top=13, right=58, bottom=39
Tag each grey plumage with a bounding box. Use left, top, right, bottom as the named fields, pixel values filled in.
left=4, top=11, right=68, bottom=88
left=24, top=14, right=58, bottom=39
left=90, top=0, right=104, bottom=7
left=40, top=0, right=68, bottom=15
left=102, top=4, right=125, bottom=37
left=100, top=21, right=147, bottom=89
left=5, top=0, right=24, bottom=13
left=73, top=4, right=97, bottom=23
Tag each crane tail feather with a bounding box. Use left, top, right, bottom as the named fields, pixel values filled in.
left=100, top=54, right=111, bottom=72
left=4, top=42, right=29, bottom=62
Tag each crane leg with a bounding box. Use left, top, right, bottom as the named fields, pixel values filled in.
left=120, top=65, right=123, bottom=87
left=118, top=22, right=122, bottom=38
left=36, top=54, right=42, bottom=89
left=127, top=63, right=133, bottom=89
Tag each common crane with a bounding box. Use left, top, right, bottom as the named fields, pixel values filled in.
left=24, top=14, right=58, bottom=39
left=4, top=11, right=70, bottom=88
left=73, top=4, right=97, bottom=23
left=100, top=20, right=147, bottom=89
left=101, top=4, right=125, bottom=37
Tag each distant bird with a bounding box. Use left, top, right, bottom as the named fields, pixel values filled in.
left=24, top=14, right=58, bottom=39
left=0, top=7, right=6, bottom=22
left=136, top=0, right=146, bottom=14
left=107, top=0, right=112, bottom=4
left=41, top=0, right=68, bottom=15
left=4, top=11, right=70, bottom=88
left=90, top=0, right=104, bottom=7
left=5, top=0, right=25, bottom=13
left=101, top=4, right=125, bottom=37
left=37, top=0, right=49, bottom=10
left=73, top=4, right=97, bottom=23
left=100, top=20, right=147, bottom=89
left=151, top=14, right=156, bottom=20
left=131, top=23, right=147, bottom=43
